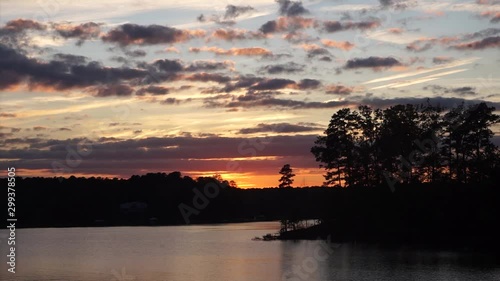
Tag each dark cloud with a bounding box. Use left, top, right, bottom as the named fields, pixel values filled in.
left=259, top=62, right=305, bottom=74
left=250, top=78, right=295, bottom=90
left=101, top=24, right=204, bottom=46
left=197, top=5, right=254, bottom=25
left=276, top=0, right=309, bottom=16
left=298, top=79, right=321, bottom=89
left=423, top=85, right=478, bottom=96
left=136, top=86, right=170, bottom=96
left=322, top=20, right=380, bottom=33
left=53, top=22, right=101, bottom=45
left=224, top=5, right=255, bottom=19
left=52, top=53, right=88, bottom=65
left=452, top=36, right=500, bottom=50
left=359, top=96, right=499, bottom=109
left=379, top=0, right=411, bottom=9
left=432, top=56, right=454, bottom=64
left=345, top=56, right=401, bottom=69
left=185, top=60, right=233, bottom=72
left=152, top=59, right=184, bottom=72
left=306, top=47, right=331, bottom=58
left=0, top=43, right=148, bottom=91
left=184, top=73, right=232, bottom=84
left=238, top=122, right=322, bottom=134
left=450, top=87, right=477, bottom=96
left=94, top=84, right=134, bottom=97
left=325, top=84, right=354, bottom=95
left=259, top=16, right=315, bottom=34
left=161, top=97, right=181, bottom=105
left=259, top=20, right=278, bottom=34
left=224, top=97, right=350, bottom=109
left=0, top=135, right=318, bottom=176
left=124, top=49, right=147, bottom=57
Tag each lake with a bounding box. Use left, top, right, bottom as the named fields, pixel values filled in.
left=1, top=222, right=499, bottom=280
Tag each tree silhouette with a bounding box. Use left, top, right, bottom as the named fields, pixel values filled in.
left=278, top=164, right=295, bottom=189
left=312, top=102, right=499, bottom=187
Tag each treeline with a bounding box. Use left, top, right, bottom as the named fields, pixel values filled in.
left=2, top=172, right=327, bottom=228
left=311, top=102, right=500, bottom=187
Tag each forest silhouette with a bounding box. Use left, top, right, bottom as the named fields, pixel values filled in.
left=3, top=102, right=499, bottom=250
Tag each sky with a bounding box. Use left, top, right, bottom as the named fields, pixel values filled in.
left=0, top=0, right=499, bottom=188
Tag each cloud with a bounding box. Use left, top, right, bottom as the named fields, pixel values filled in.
left=297, top=79, right=321, bottom=89
left=185, top=60, right=234, bottom=72
left=299, top=43, right=331, bottom=58
left=432, top=56, right=454, bottom=64
left=135, top=86, right=170, bottom=96
left=0, top=134, right=320, bottom=177
left=94, top=84, right=134, bottom=97
left=359, top=96, right=498, bottom=109
left=480, top=11, right=500, bottom=23
left=151, top=59, right=184, bottom=72
left=124, top=49, right=147, bottom=57
left=223, top=5, right=255, bottom=19
left=451, top=36, right=500, bottom=50
left=406, top=36, right=459, bottom=52
left=189, top=46, right=272, bottom=56
left=259, top=16, right=316, bottom=34
left=184, top=73, right=231, bottom=84
left=102, top=24, right=205, bottom=46
left=276, top=0, right=309, bottom=16
left=52, top=53, right=88, bottom=65
left=345, top=56, right=401, bottom=70
left=260, top=62, right=305, bottom=74
left=423, top=85, right=478, bottom=96
left=197, top=5, right=255, bottom=25
left=210, top=28, right=267, bottom=41
left=53, top=22, right=101, bottom=45
left=325, top=84, right=354, bottom=95
left=379, top=0, right=412, bottom=10
left=322, top=20, right=380, bottom=33
left=0, top=43, right=148, bottom=91
left=0, top=19, right=46, bottom=35
left=250, top=78, right=295, bottom=90
left=0, top=113, right=17, bottom=118
left=238, top=122, right=322, bottom=134
left=321, top=39, right=355, bottom=50
left=0, top=19, right=47, bottom=48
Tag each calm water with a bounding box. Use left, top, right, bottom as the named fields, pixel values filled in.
left=1, top=222, right=499, bottom=281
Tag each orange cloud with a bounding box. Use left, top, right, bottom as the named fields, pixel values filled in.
left=210, top=28, right=267, bottom=41
left=321, top=39, right=355, bottom=50
left=299, top=43, right=322, bottom=51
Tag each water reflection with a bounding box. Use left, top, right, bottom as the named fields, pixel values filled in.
left=0, top=222, right=498, bottom=281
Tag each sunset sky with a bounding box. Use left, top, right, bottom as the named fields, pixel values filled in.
left=0, top=0, right=499, bottom=187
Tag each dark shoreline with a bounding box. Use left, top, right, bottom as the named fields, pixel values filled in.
left=277, top=223, right=500, bottom=253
